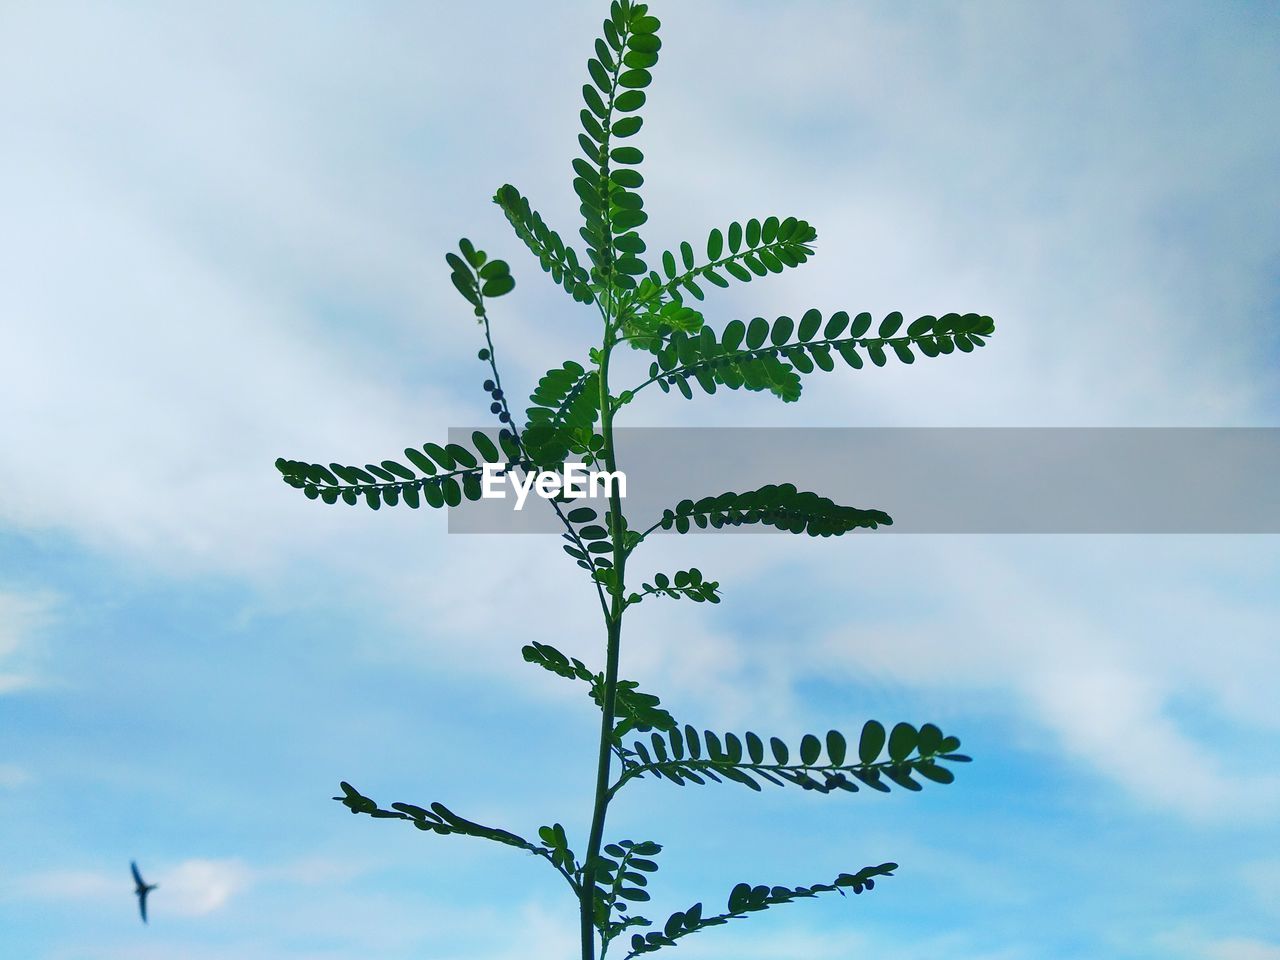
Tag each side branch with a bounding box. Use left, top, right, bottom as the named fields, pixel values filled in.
left=624, top=863, right=897, bottom=957
left=477, top=299, right=611, bottom=616
left=333, top=782, right=581, bottom=895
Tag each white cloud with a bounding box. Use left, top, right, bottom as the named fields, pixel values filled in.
left=161, top=858, right=253, bottom=917
left=11, top=855, right=366, bottom=921
left=1026, top=664, right=1247, bottom=818
left=484, top=901, right=579, bottom=960
left=20, top=858, right=249, bottom=917
left=0, top=764, right=32, bottom=789
left=0, top=1, right=482, bottom=579
left=805, top=536, right=1280, bottom=820
left=0, top=590, right=54, bottom=694
left=1240, top=859, right=1280, bottom=918
left=0, top=0, right=1273, bottom=564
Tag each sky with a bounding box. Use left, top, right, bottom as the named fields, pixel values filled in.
left=1, top=1, right=1278, bottom=958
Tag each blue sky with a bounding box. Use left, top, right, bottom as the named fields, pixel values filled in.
left=2, top=1, right=1279, bottom=958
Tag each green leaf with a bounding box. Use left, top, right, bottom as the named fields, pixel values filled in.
left=825, top=730, right=847, bottom=766
left=888, top=722, right=918, bottom=762
left=615, top=90, right=646, bottom=111
left=471, top=431, right=500, bottom=463
left=824, top=310, right=850, bottom=338
left=770, top=736, right=789, bottom=764
left=613, top=116, right=643, bottom=137
left=404, top=448, right=438, bottom=476
left=878, top=311, right=903, bottom=337
left=916, top=762, right=956, bottom=784
left=797, top=308, right=822, bottom=341
left=481, top=274, right=516, bottom=297
left=588, top=57, right=611, bottom=91
left=611, top=146, right=644, bottom=165
left=523, top=640, right=593, bottom=682
left=799, top=733, right=821, bottom=766
left=707, top=228, right=723, bottom=260
left=858, top=720, right=886, bottom=764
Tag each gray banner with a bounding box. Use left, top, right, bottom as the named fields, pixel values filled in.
left=446, top=427, right=1280, bottom=534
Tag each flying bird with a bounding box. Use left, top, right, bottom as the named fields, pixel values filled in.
left=130, top=861, right=158, bottom=924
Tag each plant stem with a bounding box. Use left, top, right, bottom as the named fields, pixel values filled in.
left=579, top=317, right=626, bottom=960
left=480, top=305, right=613, bottom=620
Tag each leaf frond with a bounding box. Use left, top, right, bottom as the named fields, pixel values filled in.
left=274, top=430, right=521, bottom=510
left=594, top=839, right=663, bottom=941
left=614, top=721, right=968, bottom=795
left=645, top=484, right=892, bottom=539
left=624, top=862, right=897, bottom=956
left=494, top=184, right=596, bottom=303
left=575, top=1, right=663, bottom=290
left=522, top=642, right=677, bottom=740
left=629, top=216, right=818, bottom=309
left=332, top=781, right=579, bottom=892
left=625, top=568, right=721, bottom=607
left=447, top=238, right=515, bottom=313
left=524, top=362, right=603, bottom=466
left=634, top=309, right=996, bottom=403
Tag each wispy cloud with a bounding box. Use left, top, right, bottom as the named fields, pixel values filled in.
left=0, top=590, right=55, bottom=694
left=806, top=537, right=1280, bottom=820
left=21, top=858, right=249, bottom=917
left=0, top=764, right=32, bottom=790
left=160, top=858, right=252, bottom=917
left=13, top=854, right=369, bottom=918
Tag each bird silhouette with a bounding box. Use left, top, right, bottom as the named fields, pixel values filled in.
left=130, top=861, right=158, bottom=924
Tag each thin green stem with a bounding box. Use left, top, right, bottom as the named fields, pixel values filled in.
left=577, top=11, right=637, bottom=955
left=481, top=302, right=612, bottom=619
left=580, top=322, right=627, bottom=960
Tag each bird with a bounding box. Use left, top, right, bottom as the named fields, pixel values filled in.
left=130, top=861, right=158, bottom=924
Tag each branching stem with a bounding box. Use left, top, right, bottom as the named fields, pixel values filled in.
left=480, top=301, right=612, bottom=619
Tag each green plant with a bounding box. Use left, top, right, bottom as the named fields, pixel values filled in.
left=275, top=3, right=992, bottom=957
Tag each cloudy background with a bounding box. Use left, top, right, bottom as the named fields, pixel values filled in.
left=2, top=1, right=1278, bottom=957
